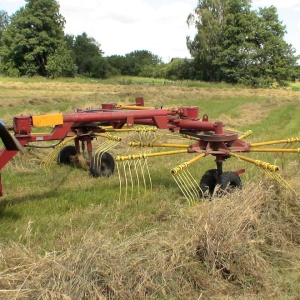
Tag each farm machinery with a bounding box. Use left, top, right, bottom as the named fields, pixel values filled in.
left=0, top=97, right=299, bottom=201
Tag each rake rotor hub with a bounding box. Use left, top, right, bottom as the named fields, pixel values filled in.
left=197, top=131, right=239, bottom=142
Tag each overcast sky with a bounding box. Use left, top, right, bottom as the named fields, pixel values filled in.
left=1, top=0, right=300, bottom=63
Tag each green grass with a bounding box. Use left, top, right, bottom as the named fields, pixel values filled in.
left=0, top=73, right=249, bottom=88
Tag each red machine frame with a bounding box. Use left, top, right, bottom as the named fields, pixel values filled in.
left=0, top=97, right=266, bottom=197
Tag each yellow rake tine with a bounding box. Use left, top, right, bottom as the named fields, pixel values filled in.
left=239, top=130, right=252, bottom=139
left=117, top=162, right=123, bottom=206
left=251, top=137, right=300, bottom=147
left=229, top=153, right=280, bottom=171
left=229, top=151, right=296, bottom=192
left=94, top=133, right=121, bottom=155
left=258, top=167, right=296, bottom=195
left=129, top=142, right=190, bottom=149
left=178, top=170, right=194, bottom=199
left=41, top=136, right=77, bottom=171
left=94, top=152, right=105, bottom=172
left=179, top=170, right=198, bottom=201
left=116, top=149, right=189, bottom=161
left=172, top=168, right=199, bottom=205
left=261, top=168, right=275, bottom=180
left=273, top=173, right=296, bottom=194
left=186, top=168, right=201, bottom=195
left=95, top=140, right=115, bottom=154
left=95, top=139, right=120, bottom=154
left=183, top=170, right=200, bottom=203
left=250, top=148, right=300, bottom=154
left=123, top=161, right=130, bottom=204
left=133, top=160, right=141, bottom=200
left=126, top=161, right=134, bottom=202
left=136, top=159, right=145, bottom=194
left=138, top=159, right=148, bottom=193
left=117, top=157, right=152, bottom=204
left=179, top=173, right=195, bottom=205
left=169, top=153, right=206, bottom=203
left=145, top=158, right=152, bottom=191
left=116, top=161, right=129, bottom=205
left=94, top=132, right=122, bottom=141
left=172, top=174, right=193, bottom=205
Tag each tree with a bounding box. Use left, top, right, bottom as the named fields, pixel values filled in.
left=46, top=45, right=75, bottom=78
left=165, top=58, right=196, bottom=80
left=107, top=50, right=163, bottom=76
left=250, top=6, right=298, bottom=85
left=72, top=32, right=104, bottom=76
left=125, top=50, right=162, bottom=76
left=187, top=0, right=228, bottom=81
left=187, top=0, right=299, bottom=86
left=106, top=55, right=125, bottom=75
left=126, top=50, right=162, bottom=66
left=0, top=0, right=75, bottom=77
left=212, top=0, right=255, bottom=83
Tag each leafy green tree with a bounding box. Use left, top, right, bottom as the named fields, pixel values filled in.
left=125, top=50, right=162, bottom=76
left=212, top=0, right=255, bottom=83
left=187, top=0, right=299, bottom=86
left=46, top=45, right=75, bottom=78
left=165, top=59, right=196, bottom=80
left=187, top=0, right=228, bottom=81
left=0, top=0, right=75, bottom=77
left=90, top=57, right=118, bottom=78
left=107, top=50, right=163, bottom=76
left=106, top=55, right=125, bottom=75
left=251, top=6, right=298, bottom=85
left=140, top=64, right=166, bottom=78
left=72, top=32, right=104, bottom=76
left=64, top=34, right=74, bottom=49
left=126, top=50, right=162, bottom=66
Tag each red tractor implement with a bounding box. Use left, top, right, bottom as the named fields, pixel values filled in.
left=0, top=97, right=298, bottom=200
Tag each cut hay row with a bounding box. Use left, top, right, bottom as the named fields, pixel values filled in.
left=1, top=182, right=300, bottom=299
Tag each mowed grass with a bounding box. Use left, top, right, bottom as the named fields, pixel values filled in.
left=0, top=77, right=300, bottom=299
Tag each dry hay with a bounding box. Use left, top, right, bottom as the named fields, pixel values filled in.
left=3, top=146, right=53, bottom=173
left=219, top=97, right=297, bottom=128
left=1, top=81, right=300, bottom=111
left=1, top=181, right=300, bottom=299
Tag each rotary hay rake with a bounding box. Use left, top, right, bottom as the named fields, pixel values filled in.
left=0, top=97, right=299, bottom=201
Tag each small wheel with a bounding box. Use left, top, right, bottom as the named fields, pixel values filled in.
left=199, top=169, right=218, bottom=197
left=90, top=152, right=115, bottom=177
left=216, top=171, right=242, bottom=194
left=57, top=145, right=77, bottom=165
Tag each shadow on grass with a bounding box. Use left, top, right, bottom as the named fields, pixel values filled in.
left=0, top=167, right=74, bottom=218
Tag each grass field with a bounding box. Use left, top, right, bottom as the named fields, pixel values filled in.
left=0, top=77, right=300, bottom=299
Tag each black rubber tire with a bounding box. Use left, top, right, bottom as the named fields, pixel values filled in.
left=90, top=152, right=115, bottom=177
left=57, top=145, right=77, bottom=165
left=199, top=169, right=218, bottom=197
left=216, top=171, right=242, bottom=194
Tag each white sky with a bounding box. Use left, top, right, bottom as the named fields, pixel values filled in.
left=1, top=0, right=300, bottom=63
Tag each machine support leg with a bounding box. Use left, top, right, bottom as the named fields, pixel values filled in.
left=86, top=139, right=93, bottom=162
left=217, top=162, right=223, bottom=177
left=75, top=139, right=80, bottom=154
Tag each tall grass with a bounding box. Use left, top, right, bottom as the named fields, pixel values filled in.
left=1, top=183, right=300, bottom=299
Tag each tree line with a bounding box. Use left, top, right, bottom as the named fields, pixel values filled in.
left=0, top=0, right=299, bottom=87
